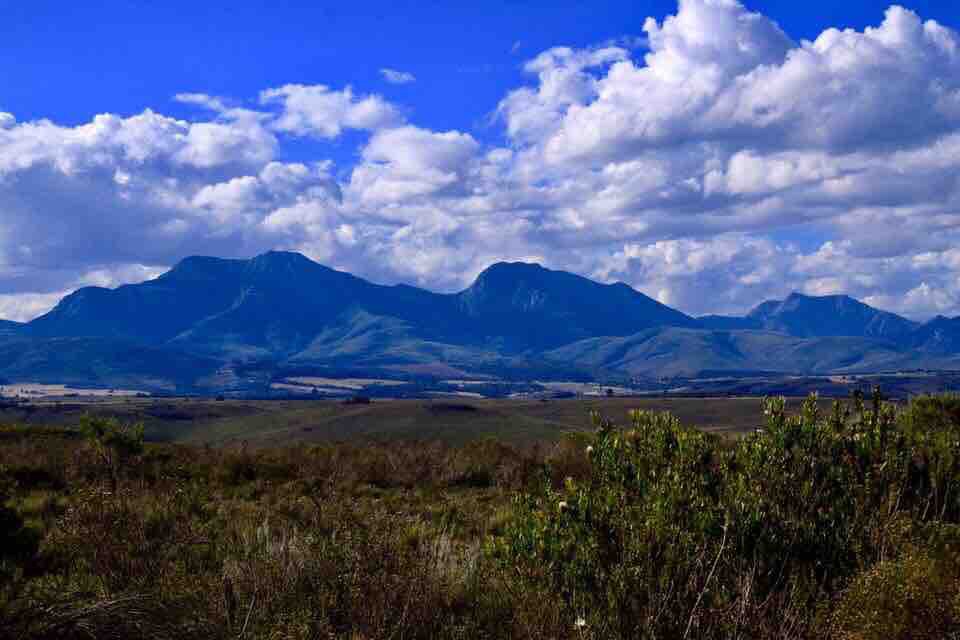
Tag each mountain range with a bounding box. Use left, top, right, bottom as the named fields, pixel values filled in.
left=2, top=251, right=959, bottom=392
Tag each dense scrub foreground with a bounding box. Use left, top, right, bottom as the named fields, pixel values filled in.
left=2, top=392, right=960, bottom=639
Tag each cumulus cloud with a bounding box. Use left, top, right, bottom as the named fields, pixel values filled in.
left=498, top=45, right=629, bottom=143
left=348, top=125, right=480, bottom=205
left=380, top=68, right=416, bottom=84
left=520, top=2, right=960, bottom=164
left=261, top=84, right=401, bottom=138
left=3, top=1, right=960, bottom=323
left=0, top=108, right=275, bottom=175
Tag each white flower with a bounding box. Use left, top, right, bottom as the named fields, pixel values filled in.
left=558, top=501, right=569, bottom=512
left=575, top=617, right=587, bottom=629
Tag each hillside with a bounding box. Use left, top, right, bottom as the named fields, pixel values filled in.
left=4, top=252, right=960, bottom=391
left=456, top=262, right=695, bottom=350
left=0, top=335, right=220, bottom=391
left=911, top=315, right=960, bottom=354
left=0, top=320, right=22, bottom=336
left=744, top=292, right=919, bottom=340
left=545, top=327, right=957, bottom=378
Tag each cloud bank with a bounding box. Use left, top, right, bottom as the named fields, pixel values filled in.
left=2, top=1, right=960, bottom=322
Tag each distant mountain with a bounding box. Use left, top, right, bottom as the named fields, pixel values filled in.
left=4, top=252, right=960, bottom=391
left=25, top=253, right=696, bottom=361
left=745, top=293, right=918, bottom=340
left=456, top=262, right=696, bottom=351
left=545, top=328, right=949, bottom=379
left=0, top=320, right=23, bottom=336
left=697, top=315, right=761, bottom=331
left=0, top=335, right=220, bottom=390
left=29, top=252, right=460, bottom=359
left=911, top=316, right=960, bottom=354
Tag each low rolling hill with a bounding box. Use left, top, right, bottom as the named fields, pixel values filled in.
left=545, top=328, right=960, bottom=378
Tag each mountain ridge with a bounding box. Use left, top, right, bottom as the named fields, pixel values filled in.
left=4, top=251, right=960, bottom=390
left=744, top=292, right=919, bottom=340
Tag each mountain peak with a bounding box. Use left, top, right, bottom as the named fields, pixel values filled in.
left=251, top=250, right=314, bottom=265
left=164, top=255, right=243, bottom=280
left=747, top=291, right=917, bottom=339
left=9, top=251, right=960, bottom=390
left=164, top=251, right=326, bottom=283
left=474, top=261, right=548, bottom=281
left=246, top=250, right=321, bottom=277
left=457, top=260, right=695, bottom=349
left=784, top=291, right=857, bottom=304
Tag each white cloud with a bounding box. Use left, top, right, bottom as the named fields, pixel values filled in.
left=380, top=68, right=416, bottom=84
left=0, top=264, right=168, bottom=321
left=0, top=108, right=275, bottom=175
left=4, top=2, right=960, bottom=323
left=498, top=45, right=629, bottom=143
left=348, top=125, right=480, bottom=205
left=519, top=2, right=960, bottom=165
left=173, top=93, right=229, bottom=112
left=260, top=84, right=401, bottom=138
left=0, top=291, right=69, bottom=323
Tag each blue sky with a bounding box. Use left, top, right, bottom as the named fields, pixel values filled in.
left=2, top=0, right=960, bottom=321
left=6, top=1, right=956, bottom=136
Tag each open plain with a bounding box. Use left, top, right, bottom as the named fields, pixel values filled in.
left=0, top=395, right=840, bottom=445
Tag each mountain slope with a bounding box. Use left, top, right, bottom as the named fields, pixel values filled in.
left=0, top=335, right=220, bottom=390
left=545, top=328, right=946, bottom=378
left=911, top=316, right=960, bottom=354
left=747, top=293, right=918, bottom=340
left=29, top=252, right=464, bottom=360
left=697, top=315, right=762, bottom=331
left=7, top=252, right=960, bottom=389
left=0, top=320, right=23, bottom=336
left=456, top=262, right=696, bottom=351
left=24, top=253, right=696, bottom=362
left=27, top=256, right=250, bottom=343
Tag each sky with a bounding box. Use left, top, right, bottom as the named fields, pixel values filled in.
left=2, top=0, right=960, bottom=322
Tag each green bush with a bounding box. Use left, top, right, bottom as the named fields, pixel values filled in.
left=79, top=415, right=144, bottom=489
left=491, top=391, right=960, bottom=639
left=829, top=531, right=960, bottom=639
left=490, top=410, right=729, bottom=637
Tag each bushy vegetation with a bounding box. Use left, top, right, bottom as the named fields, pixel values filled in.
left=1, top=393, right=959, bottom=638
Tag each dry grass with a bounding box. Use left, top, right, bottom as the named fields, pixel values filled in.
left=1, top=394, right=958, bottom=639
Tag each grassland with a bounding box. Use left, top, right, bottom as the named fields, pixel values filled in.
left=0, top=396, right=831, bottom=445
left=1, top=393, right=959, bottom=639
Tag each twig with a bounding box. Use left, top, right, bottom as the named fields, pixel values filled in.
left=684, top=522, right=728, bottom=640
left=239, top=592, right=256, bottom=638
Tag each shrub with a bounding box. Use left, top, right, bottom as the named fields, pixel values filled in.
left=79, top=415, right=144, bottom=490
left=490, top=410, right=729, bottom=637
left=490, top=391, right=960, bottom=639
left=0, top=466, right=39, bottom=581
left=829, top=528, right=960, bottom=639
left=4, top=392, right=960, bottom=639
